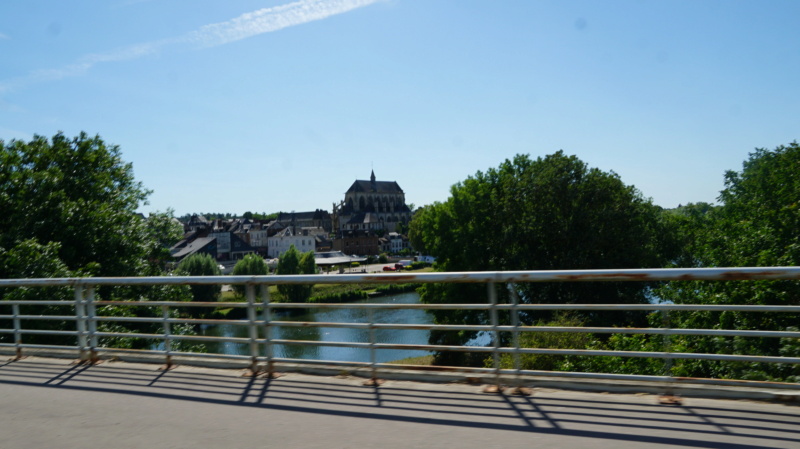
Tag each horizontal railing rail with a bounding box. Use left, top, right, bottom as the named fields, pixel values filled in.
left=0, top=267, right=798, bottom=391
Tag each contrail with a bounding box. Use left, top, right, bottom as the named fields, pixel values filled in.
left=188, top=0, right=381, bottom=47
left=0, top=0, right=382, bottom=93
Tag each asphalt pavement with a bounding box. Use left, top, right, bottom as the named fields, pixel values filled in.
left=1, top=357, right=798, bottom=448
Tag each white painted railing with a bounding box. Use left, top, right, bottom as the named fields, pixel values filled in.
left=1, top=267, right=799, bottom=390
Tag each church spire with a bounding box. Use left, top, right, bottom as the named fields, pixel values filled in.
left=370, top=169, right=376, bottom=183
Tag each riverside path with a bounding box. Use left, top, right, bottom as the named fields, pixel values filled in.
left=0, top=356, right=798, bottom=449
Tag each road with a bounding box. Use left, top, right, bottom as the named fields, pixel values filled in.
left=0, top=357, right=798, bottom=449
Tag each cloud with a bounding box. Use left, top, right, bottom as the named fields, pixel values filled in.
left=0, top=0, right=381, bottom=93
left=186, top=0, right=380, bottom=47
left=0, top=32, right=10, bottom=40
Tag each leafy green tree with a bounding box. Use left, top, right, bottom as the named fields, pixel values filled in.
left=657, top=142, right=800, bottom=381
left=141, top=210, right=185, bottom=274
left=176, top=253, right=221, bottom=303
left=409, top=152, right=677, bottom=365
left=231, top=254, right=268, bottom=296
left=0, top=132, right=152, bottom=277
left=0, top=133, right=198, bottom=347
left=275, top=245, right=316, bottom=302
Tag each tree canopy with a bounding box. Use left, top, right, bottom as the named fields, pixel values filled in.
left=275, top=245, right=317, bottom=302
left=657, top=142, right=800, bottom=381
left=0, top=132, right=178, bottom=279
left=409, top=152, right=678, bottom=364
left=231, top=254, right=268, bottom=296
left=176, top=253, right=222, bottom=303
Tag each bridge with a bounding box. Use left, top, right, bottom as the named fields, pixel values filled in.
left=1, top=356, right=798, bottom=448
left=1, top=268, right=799, bottom=447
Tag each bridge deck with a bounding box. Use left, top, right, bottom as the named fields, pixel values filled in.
left=0, top=357, right=797, bottom=449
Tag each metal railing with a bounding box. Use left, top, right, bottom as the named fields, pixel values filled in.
left=1, top=267, right=799, bottom=390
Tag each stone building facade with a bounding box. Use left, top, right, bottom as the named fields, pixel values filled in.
left=333, top=171, right=412, bottom=232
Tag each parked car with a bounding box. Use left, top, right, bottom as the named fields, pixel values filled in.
left=383, top=265, right=397, bottom=271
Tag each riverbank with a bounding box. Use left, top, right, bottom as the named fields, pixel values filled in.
left=213, top=282, right=422, bottom=319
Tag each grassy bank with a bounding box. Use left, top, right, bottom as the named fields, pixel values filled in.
left=213, top=274, right=427, bottom=318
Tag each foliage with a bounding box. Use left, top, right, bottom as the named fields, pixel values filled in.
left=409, top=152, right=677, bottom=365
left=176, top=253, right=221, bottom=306
left=0, top=133, right=193, bottom=346
left=0, top=132, right=154, bottom=277
left=374, top=283, right=421, bottom=295
left=309, top=290, right=369, bottom=303
left=378, top=253, right=389, bottom=264
left=407, top=261, right=430, bottom=270
left=493, top=315, right=594, bottom=371
left=141, top=210, right=185, bottom=274
left=275, top=245, right=316, bottom=302
left=231, top=254, right=268, bottom=296
left=655, top=142, right=800, bottom=381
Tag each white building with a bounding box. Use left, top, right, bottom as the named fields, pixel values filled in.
left=267, top=227, right=316, bottom=258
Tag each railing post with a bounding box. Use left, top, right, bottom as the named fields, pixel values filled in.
left=484, top=281, right=503, bottom=393
left=659, top=309, right=681, bottom=404
left=12, top=304, right=22, bottom=360
left=86, top=286, right=99, bottom=364
left=261, top=284, right=277, bottom=378
left=162, top=305, right=172, bottom=369
left=246, top=284, right=259, bottom=375
left=363, top=307, right=382, bottom=386
left=663, top=310, right=672, bottom=376
left=509, top=284, right=530, bottom=395
left=75, top=285, right=88, bottom=362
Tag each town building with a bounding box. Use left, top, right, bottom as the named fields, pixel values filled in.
left=333, top=171, right=412, bottom=233
left=267, top=227, right=317, bottom=258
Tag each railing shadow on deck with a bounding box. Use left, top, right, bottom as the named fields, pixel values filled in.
left=0, top=357, right=798, bottom=449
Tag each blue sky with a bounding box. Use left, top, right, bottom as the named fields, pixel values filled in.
left=2, top=0, right=798, bottom=216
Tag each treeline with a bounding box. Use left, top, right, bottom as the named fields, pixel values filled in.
left=409, top=145, right=800, bottom=382
left=177, top=211, right=279, bottom=222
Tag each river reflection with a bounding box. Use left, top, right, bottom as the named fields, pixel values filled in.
left=198, top=292, right=432, bottom=363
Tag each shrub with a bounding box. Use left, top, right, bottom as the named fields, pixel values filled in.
left=231, top=254, right=268, bottom=297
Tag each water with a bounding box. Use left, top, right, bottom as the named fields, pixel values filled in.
left=198, top=292, right=432, bottom=363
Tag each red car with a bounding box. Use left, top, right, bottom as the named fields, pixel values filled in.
left=382, top=265, right=397, bottom=271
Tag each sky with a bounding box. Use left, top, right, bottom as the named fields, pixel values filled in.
left=2, top=0, right=799, bottom=217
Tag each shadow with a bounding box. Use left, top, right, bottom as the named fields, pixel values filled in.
left=0, top=358, right=798, bottom=449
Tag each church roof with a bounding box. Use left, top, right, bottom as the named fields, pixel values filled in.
left=343, top=170, right=402, bottom=194
left=345, top=179, right=404, bottom=194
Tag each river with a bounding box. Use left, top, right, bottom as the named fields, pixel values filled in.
left=198, top=292, right=433, bottom=363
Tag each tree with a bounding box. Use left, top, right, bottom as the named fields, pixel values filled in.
left=657, top=142, right=800, bottom=381
left=231, top=254, right=268, bottom=296
left=176, top=253, right=221, bottom=304
left=409, top=152, right=677, bottom=365
left=141, top=210, right=185, bottom=275
left=0, top=132, right=157, bottom=278
left=0, top=133, right=193, bottom=347
left=275, top=245, right=317, bottom=302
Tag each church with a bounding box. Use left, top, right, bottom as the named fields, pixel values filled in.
left=333, top=170, right=412, bottom=233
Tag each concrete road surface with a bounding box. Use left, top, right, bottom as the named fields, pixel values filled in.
left=0, top=357, right=798, bottom=449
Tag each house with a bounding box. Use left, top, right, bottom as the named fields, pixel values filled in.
left=210, top=230, right=257, bottom=260
left=332, top=230, right=381, bottom=256
left=274, top=210, right=332, bottom=233
left=387, top=232, right=410, bottom=254
left=171, top=237, right=218, bottom=261
left=267, top=227, right=316, bottom=258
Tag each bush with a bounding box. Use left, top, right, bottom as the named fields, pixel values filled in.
left=176, top=253, right=221, bottom=310
left=275, top=245, right=316, bottom=302
left=231, top=254, right=268, bottom=297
